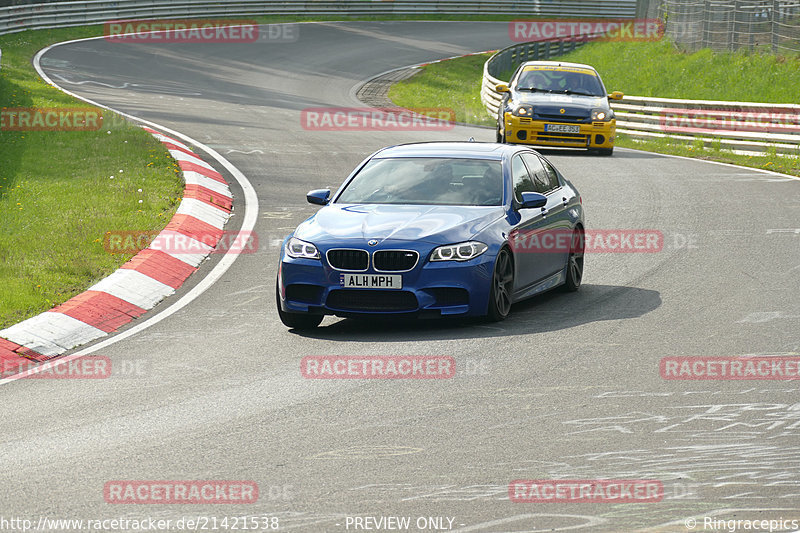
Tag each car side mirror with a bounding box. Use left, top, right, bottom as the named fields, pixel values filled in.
left=495, top=83, right=510, bottom=93
left=608, top=91, right=624, bottom=101
left=306, top=188, right=330, bottom=205
left=519, top=192, right=547, bottom=209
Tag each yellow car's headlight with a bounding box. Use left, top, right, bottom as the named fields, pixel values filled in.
left=513, top=105, right=534, bottom=117
left=591, top=109, right=612, bottom=121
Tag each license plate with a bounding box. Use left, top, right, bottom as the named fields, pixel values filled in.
left=545, top=124, right=580, bottom=133
left=339, top=273, right=402, bottom=289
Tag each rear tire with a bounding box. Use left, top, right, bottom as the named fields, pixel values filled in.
left=276, top=285, right=323, bottom=329
left=487, top=248, right=514, bottom=321
left=561, top=228, right=584, bottom=292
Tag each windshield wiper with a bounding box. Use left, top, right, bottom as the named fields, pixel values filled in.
left=517, top=86, right=548, bottom=92
left=563, top=89, right=597, bottom=96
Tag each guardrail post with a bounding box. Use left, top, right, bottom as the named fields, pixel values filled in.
left=770, top=0, right=779, bottom=52
left=730, top=0, right=740, bottom=51
left=636, top=0, right=652, bottom=18
left=746, top=3, right=752, bottom=52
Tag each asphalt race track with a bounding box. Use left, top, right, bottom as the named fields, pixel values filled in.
left=2, top=21, right=800, bottom=532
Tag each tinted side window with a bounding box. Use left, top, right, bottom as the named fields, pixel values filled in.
left=520, top=152, right=550, bottom=194
left=539, top=156, right=561, bottom=191
left=511, top=154, right=536, bottom=202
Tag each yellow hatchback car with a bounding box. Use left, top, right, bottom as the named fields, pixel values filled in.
left=496, top=61, right=623, bottom=156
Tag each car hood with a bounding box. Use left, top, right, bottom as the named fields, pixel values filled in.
left=295, top=204, right=505, bottom=245
left=512, top=92, right=610, bottom=117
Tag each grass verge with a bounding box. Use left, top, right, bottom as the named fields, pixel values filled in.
left=0, top=27, right=185, bottom=328
left=388, top=43, right=800, bottom=176
left=389, top=53, right=496, bottom=127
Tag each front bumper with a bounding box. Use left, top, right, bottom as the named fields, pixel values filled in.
left=278, top=245, right=496, bottom=318
left=505, top=113, right=616, bottom=149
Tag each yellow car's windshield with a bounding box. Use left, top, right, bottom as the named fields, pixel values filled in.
left=515, top=68, right=604, bottom=97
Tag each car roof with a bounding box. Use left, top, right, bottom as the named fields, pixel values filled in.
left=519, top=60, right=599, bottom=73
left=374, top=142, right=526, bottom=160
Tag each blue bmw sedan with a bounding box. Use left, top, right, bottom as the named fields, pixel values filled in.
left=277, top=142, right=585, bottom=329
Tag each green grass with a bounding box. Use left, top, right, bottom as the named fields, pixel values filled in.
left=0, top=26, right=184, bottom=328
left=614, top=136, right=799, bottom=176
left=387, top=42, right=800, bottom=176
left=389, top=53, right=496, bottom=127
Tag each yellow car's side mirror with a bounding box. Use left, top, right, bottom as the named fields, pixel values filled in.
left=495, top=83, right=510, bottom=93
left=608, top=91, right=624, bottom=101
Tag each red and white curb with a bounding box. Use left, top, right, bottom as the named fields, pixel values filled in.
left=0, top=127, right=232, bottom=364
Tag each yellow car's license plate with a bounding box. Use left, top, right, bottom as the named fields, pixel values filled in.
left=545, top=124, right=580, bottom=133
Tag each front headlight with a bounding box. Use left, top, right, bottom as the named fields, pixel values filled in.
left=591, top=108, right=612, bottom=121
left=430, top=241, right=489, bottom=262
left=513, top=105, right=534, bottom=117
left=285, top=237, right=320, bottom=259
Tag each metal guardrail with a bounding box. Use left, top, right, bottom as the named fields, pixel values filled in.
left=0, top=0, right=637, bottom=36
left=613, top=96, right=800, bottom=155
left=481, top=39, right=800, bottom=155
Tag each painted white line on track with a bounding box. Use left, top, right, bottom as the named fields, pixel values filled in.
left=617, top=146, right=800, bottom=181
left=0, top=35, right=259, bottom=385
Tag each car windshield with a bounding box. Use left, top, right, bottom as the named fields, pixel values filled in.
left=335, top=157, right=503, bottom=206
left=515, top=68, right=604, bottom=96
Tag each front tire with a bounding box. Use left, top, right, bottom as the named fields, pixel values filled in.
left=487, top=248, right=514, bottom=321
left=276, top=286, right=323, bottom=329
left=496, top=124, right=506, bottom=144
left=561, top=228, right=584, bottom=292
left=593, top=147, right=613, bottom=156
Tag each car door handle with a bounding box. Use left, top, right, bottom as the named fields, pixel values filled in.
left=562, top=196, right=569, bottom=206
